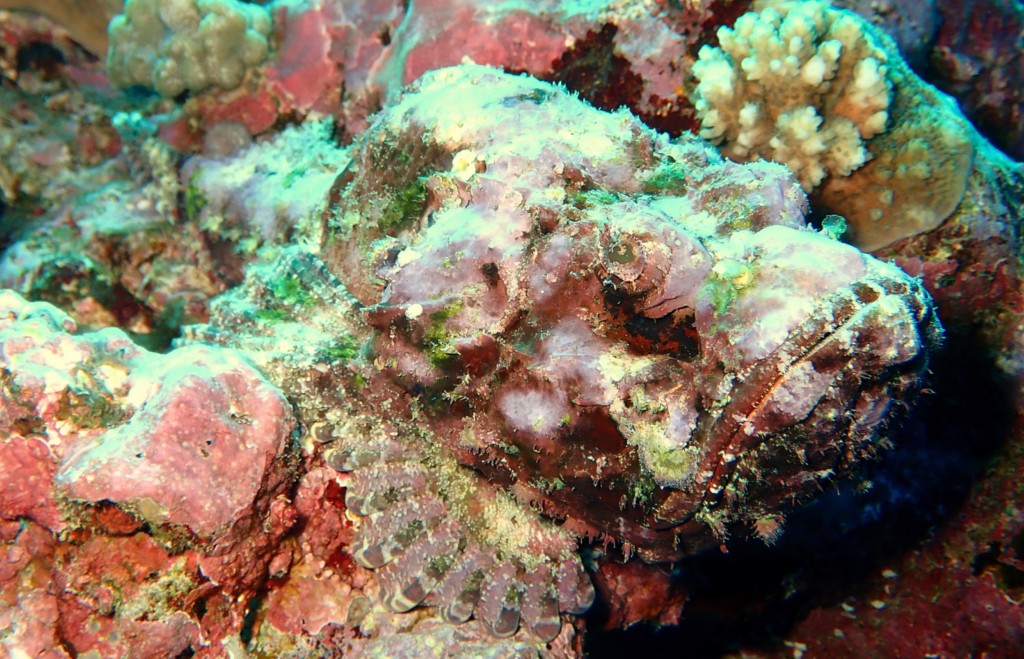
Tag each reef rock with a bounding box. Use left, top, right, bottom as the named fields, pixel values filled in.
left=0, top=289, right=295, bottom=539
left=0, top=289, right=300, bottom=656
left=184, top=64, right=942, bottom=641
left=928, top=0, right=1024, bottom=161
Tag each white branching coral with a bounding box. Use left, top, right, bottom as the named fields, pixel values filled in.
left=692, top=0, right=891, bottom=192
left=107, top=0, right=272, bottom=97
left=691, top=0, right=975, bottom=251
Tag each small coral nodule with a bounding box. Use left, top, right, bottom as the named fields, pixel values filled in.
left=185, top=64, right=942, bottom=640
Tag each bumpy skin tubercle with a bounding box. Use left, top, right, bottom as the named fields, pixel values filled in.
left=183, top=64, right=941, bottom=640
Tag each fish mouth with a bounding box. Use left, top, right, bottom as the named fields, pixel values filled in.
left=654, top=272, right=940, bottom=536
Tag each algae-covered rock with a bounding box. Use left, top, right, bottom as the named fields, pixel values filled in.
left=0, top=289, right=295, bottom=541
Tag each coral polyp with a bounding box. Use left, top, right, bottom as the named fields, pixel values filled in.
left=181, top=64, right=942, bottom=639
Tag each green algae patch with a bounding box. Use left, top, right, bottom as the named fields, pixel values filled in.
left=821, top=214, right=848, bottom=241
left=641, top=161, right=688, bottom=194
left=704, top=274, right=739, bottom=316
left=268, top=273, right=315, bottom=308
left=569, top=188, right=621, bottom=209
left=184, top=177, right=208, bottom=222
left=255, top=307, right=292, bottom=323
left=645, top=443, right=701, bottom=485
left=319, top=333, right=362, bottom=362
left=424, top=300, right=465, bottom=368
left=703, top=258, right=754, bottom=315
left=378, top=177, right=429, bottom=232
left=254, top=272, right=320, bottom=323
left=282, top=167, right=307, bottom=189
left=626, top=420, right=701, bottom=490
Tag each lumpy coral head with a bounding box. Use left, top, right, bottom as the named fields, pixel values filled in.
left=107, top=0, right=272, bottom=97
left=319, top=64, right=942, bottom=562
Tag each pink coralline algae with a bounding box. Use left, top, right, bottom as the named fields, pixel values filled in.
left=928, top=0, right=1024, bottom=160
left=186, top=64, right=942, bottom=643
left=0, top=289, right=298, bottom=656
left=151, top=0, right=720, bottom=148
left=0, top=290, right=295, bottom=542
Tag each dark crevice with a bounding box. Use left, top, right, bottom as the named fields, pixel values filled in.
left=601, top=284, right=700, bottom=360
left=239, top=593, right=263, bottom=646
left=545, top=25, right=644, bottom=113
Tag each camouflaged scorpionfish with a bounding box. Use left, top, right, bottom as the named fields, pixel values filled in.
left=184, top=65, right=942, bottom=641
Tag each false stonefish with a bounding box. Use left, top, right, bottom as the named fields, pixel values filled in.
left=182, top=65, right=942, bottom=641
